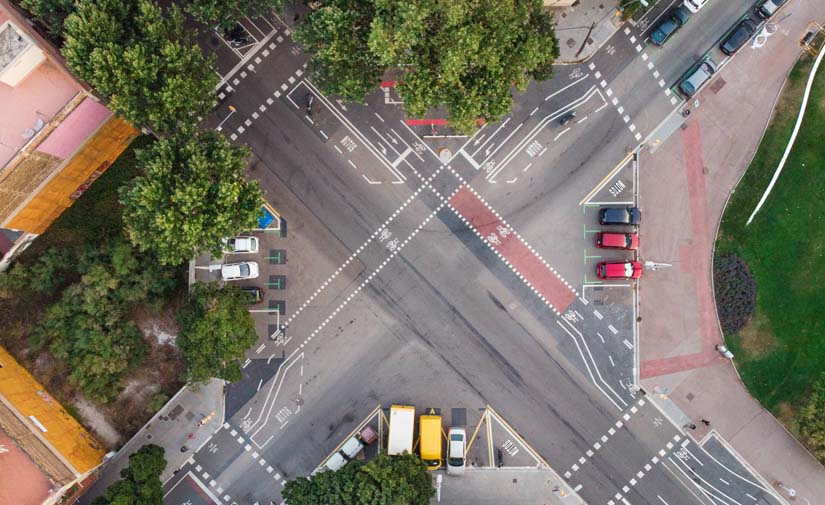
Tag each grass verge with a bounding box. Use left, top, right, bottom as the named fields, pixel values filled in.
left=714, top=51, right=825, bottom=448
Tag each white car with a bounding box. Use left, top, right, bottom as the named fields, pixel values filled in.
left=226, top=236, right=259, bottom=254
left=447, top=427, right=466, bottom=476
left=682, top=0, right=709, bottom=13
left=221, top=262, right=259, bottom=281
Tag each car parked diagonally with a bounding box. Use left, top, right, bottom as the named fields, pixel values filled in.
left=682, top=0, right=709, bottom=14
left=720, top=18, right=759, bottom=55
left=650, top=7, right=689, bottom=46
left=679, top=58, right=717, bottom=97
left=755, top=0, right=787, bottom=19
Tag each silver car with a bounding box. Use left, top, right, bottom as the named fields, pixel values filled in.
left=679, top=58, right=717, bottom=97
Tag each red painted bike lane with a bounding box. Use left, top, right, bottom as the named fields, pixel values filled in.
left=448, top=185, right=578, bottom=314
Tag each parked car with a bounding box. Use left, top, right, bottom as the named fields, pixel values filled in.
left=240, top=286, right=263, bottom=304
left=323, top=452, right=346, bottom=472
left=226, top=236, right=259, bottom=254
left=598, top=206, right=641, bottom=226
left=595, top=232, right=639, bottom=250
left=679, top=58, right=717, bottom=97
left=720, top=19, right=758, bottom=55
left=755, top=0, right=787, bottom=19
left=682, top=0, right=709, bottom=13
left=447, top=427, right=466, bottom=476
left=650, top=7, right=689, bottom=46
left=596, top=261, right=643, bottom=280
left=221, top=262, right=259, bottom=281
left=339, top=435, right=365, bottom=460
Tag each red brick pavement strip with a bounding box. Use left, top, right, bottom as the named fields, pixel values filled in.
left=448, top=185, right=578, bottom=314
left=640, top=121, right=720, bottom=379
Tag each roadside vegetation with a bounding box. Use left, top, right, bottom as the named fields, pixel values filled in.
left=0, top=138, right=186, bottom=445
left=91, top=444, right=167, bottom=505
left=283, top=453, right=434, bottom=505
left=296, top=0, right=559, bottom=133
left=714, top=51, right=825, bottom=462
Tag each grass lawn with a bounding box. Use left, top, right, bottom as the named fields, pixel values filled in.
left=715, top=51, right=825, bottom=422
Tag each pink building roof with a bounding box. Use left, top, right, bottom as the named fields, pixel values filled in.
left=0, top=7, right=83, bottom=168
left=37, top=97, right=111, bottom=159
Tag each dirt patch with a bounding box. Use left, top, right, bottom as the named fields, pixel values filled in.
left=73, top=397, right=121, bottom=448
left=97, top=342, right=184, bottom=441
left=133, top=298, right=180, bottom=345
left=736, top=313, right=776, bottom=359
left=775, top=402, right=798, bottom=431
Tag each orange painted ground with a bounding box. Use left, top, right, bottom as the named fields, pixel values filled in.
left=0, top=430, right=53, bottom=505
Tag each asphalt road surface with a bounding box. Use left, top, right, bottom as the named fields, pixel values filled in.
left=93, top=3, right=790, bottom=505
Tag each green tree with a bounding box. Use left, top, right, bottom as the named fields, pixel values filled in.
left=62, top=0, right=217, bottom=132
left=92, top=444, right=166, bottom=505
left=283, top=453, right=434, bottom=505
left=294, top=0, right=384, bottom=102
left=798, top=373, right=825, bottom=463
left=0, top=248, right=74, bottom=294
left=31, top=241, right=175, bottom=402
left=297, top=0, right=558, bottom=132
left=20, top=0, right=75, bottom=37
left=120, top=129, right=262, bottom=266
left=187, top=0, right=284, bottom=30
left=177, top=283, right=258, bottom=384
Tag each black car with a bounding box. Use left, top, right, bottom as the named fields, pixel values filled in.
left=240, top=286, right=264, bottom=304
left=598, top=207, right=642, bottom=226
left=650, top=7, right=690, bottom=46
left=720, top=19, right=759, bottom=55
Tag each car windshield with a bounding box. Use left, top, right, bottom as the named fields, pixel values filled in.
left=239, top=264, right=249, bottom=276
left=624, top=263, right=634, bottom=276
left=448, top=457, right=463, bottom=466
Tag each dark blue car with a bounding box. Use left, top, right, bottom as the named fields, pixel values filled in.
left=650, top=7, right=690, bottom=46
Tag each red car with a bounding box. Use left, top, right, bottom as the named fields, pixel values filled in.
left=595, top=232, right=639, bottom=250
left=596, top=261, right=643, bottom=280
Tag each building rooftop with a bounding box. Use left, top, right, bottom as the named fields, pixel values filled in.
left=0, top=7, right=81, bottom=169
left=0, top=21, right=30, bottom=70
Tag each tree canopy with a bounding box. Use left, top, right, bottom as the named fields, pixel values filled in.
left=20, top=0, right=75, bottom=37
left=293, top=0, right=384, bottom=103
left=296, top=0, right=559, bottom=132
left=30, top=241, right=176, bottom=402
left=91, top=444, right=167, bottom=505
left=187, top=0, right=284, bottom=30
left=119, top=129, right=262, bottom=266
left=176, top=282, right=258, bottom=384
left=283, top=453, right=434, bottom=505
left=62, top=0, right=217, bottom=132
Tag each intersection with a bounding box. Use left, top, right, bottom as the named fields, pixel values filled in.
left=80, top=2, right=798, bottom=504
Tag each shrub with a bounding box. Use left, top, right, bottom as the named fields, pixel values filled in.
left=713, top=253, right=757, bottom=335
left=798, top=373, right=825, bottom=463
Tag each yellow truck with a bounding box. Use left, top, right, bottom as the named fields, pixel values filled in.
left=419, top=413, right=442, bottom=470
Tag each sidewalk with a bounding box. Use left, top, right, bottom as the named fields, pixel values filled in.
left=550, top=0, right=623, bottom=63
left=638, top=0, right=825, bottom=503
left=76, top=380, right=225, bottom=504
left=436, top=468, right=585, bottom=505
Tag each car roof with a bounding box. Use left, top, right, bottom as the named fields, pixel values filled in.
left=600, top=232, right=629, bottom=247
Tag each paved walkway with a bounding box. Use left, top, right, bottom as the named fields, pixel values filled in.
left=76, top=380, right=225, bottom=504
left=638, top=1, right=825, bottom=503
left=436, top=468, right=585, bottom=505
left=551, top=0, right=624, bottom=63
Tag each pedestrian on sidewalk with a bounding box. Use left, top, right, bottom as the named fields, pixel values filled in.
left=700, top=419, right=711, bottom=427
